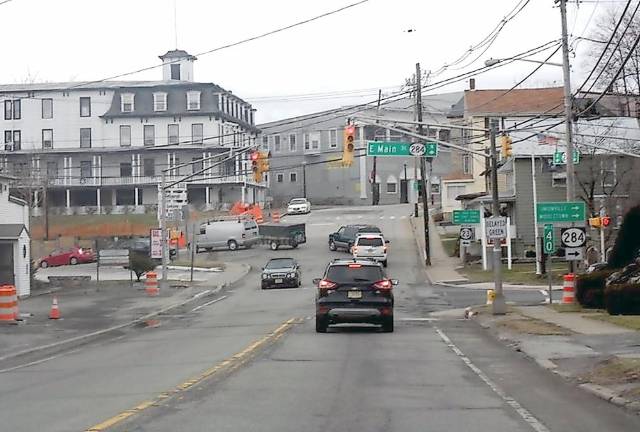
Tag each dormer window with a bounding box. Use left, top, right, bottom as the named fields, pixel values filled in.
left=153, top=92, right=167, bottom=111
left=121, top=93, right=135, bottom=113
left=187, top=91, right=201, bottom=110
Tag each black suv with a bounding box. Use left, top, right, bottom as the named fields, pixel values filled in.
left=261, top=258, right=301, bottom=289
left=314, top=259, right=397, bottom=333
left=328, top=225, right=382, bottom=252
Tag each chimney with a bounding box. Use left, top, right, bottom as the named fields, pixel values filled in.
left=469, top=78, right=476, bottom=91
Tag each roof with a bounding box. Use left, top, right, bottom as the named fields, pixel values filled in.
left=159, top=49, right=197, bottom=61
left=464, top=87, right=564, bottom=116
left=8, top=196, right=27, bottom=206
left=0, top=80, right=210, bottom=93
left=0, top=224, right=28, bottom=240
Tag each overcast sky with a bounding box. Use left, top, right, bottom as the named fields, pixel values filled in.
left=0, top=0, right=616, bottom=122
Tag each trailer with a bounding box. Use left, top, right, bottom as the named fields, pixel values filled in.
left=258, top=223, right=306, bottom=250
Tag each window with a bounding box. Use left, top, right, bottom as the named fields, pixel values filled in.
left=329, top=130, right=337, bottom=148
left=289, top=134, right=296, bottom=151
left=290, top=172, right=297, bottom=182
left=4, top=100, right=20, bottom=120
left=42, top=98, right=53, bottom=119
left=601, top=159, right=617, bottom=187
left=80, top=97, right=91, bottom=117
left=120, top=162, right=132, bottom=177
left=310, top=132, right=320, bottom=151
left=80, top=161, right=92, bottom=179
left=446, top=185, right=466, bottom=200
left=46, top=161, right=57, bottom=178
left=143, top=158, right=155, bottom=177
left=42, top=129, right=53, bottom=149
left=192, top=123, right=203, bottom=145
left=355, top=127, right=361, bottom=141
left=121, top=93, right=134, bottom=112
left=4, top=131, right=10, bottom=145
left=80, top=128, right=92, bottom=148
left=552, top=171, right=567, bottom=188
left=120, top=125, right=131, bottom=147
left=168, top=124, right=179, bottom=145
left=143, top=125, right=155, bottom=147
left=262, top=135, right=268, bottom=149
left=462, top=154, right=472, bottom=174
left=276, top=173, right=284, bottom=183
left=304, top=133, right=310, bottom=150
left=192, top=157, right=203, bottom=174
left=386, top=175, right=397, bottom=194
left=170, top=63, right=181, bottom=80
left=274, top=135, right=281, bottom=152
left=153, top=93, right=167, bottom=111
left=12, top=131, right=20, bottom=150
left=187, top=91, right=201, bottom=110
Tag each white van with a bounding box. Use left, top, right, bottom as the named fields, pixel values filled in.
left=196, top=219, right=260, bottom=251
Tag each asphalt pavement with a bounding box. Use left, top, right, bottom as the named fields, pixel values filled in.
left=1, top=204, right=638, bottom=431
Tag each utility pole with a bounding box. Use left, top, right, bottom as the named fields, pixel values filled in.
left=559, top=0, right=575, bottom=202
left=372, top=89, right=382, bottom=206
left=490, top=120, right=506, bottom=314
left=302, top=162, right=307, bottom=198
left=160, top=172, right=168, bottom=288
left=416, top=62, right=431, bottom=266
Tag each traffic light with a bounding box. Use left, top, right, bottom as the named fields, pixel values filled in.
left=342, top=125, right=356, bottom=167
left=601, top=216, right=611, bottom=227
left=259, top=151, right=270, bottom=181
left=589, top=216, right=602, bottom=228
left=250, top=151, right=260, bottom=182
left=500, top=135, right=513, bottom=158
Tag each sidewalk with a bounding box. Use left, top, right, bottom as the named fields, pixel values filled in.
left=0, top=262, right=249, bottom=362
left=473, top=305, right=640, bottom=412
left=408, top=210, right=467, bottom=284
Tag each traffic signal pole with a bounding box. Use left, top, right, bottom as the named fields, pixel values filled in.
left=415, top=63, right=431, bottom=266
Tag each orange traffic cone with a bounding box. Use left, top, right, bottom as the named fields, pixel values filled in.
left=49, top=296, right=60, bottom=320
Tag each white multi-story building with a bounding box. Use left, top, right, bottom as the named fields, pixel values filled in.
left=0, top=49, right=263, bottom=216
left=0, top=174, right=30, bottom=297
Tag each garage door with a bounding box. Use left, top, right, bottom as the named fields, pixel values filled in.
left=0, top=242, right=14, bottom=285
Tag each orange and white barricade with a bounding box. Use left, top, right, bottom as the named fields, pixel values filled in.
left=145, top=271, right=159, bottom=296
left=272, top=211, right=281, bottom=223
left=561, top=273, right=576, bottom=304
left=0, top=285, right=17, bottom=323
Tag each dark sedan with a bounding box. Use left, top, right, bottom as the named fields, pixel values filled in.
left=261, top=257, right=301, bottom=289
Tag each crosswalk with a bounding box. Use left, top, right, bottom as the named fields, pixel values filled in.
left=304, top=214, right=409, bottom=226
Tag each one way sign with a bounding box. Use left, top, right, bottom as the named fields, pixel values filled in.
left=565, top=247, right=584, bottom=261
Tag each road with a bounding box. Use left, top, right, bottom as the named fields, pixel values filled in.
left=1, top=204, right=638, bottom=432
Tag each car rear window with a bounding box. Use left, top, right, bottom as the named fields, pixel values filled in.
left=358, top=226, right=380, bottom=233
left=326, top=265, right=383, bottom=283
left=356, top=237, right=383, bottom=247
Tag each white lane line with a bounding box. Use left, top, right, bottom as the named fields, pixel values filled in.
left=434, top=327, right=550, bottom=432
left=190, top=295, right=228, bottom=313
left=390, top=216, right=396, bottom=220
left=309, top=223, right=335, bottom=226
left=357, top=215, right=363, bottom=219
left=379, top=216, right=386, bottom=219
left=0, top=348, right=81, bottom=373
left=400, top=215, right=407, bottom=219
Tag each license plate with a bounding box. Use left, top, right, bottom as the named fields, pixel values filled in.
left=347, top=290, right=362, bottom=299
left=275, top=278, right=283, bottom=284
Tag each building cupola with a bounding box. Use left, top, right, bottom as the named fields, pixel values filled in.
left=159, top=49, right=197, bottom=81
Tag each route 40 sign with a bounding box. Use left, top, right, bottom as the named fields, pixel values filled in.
left=560, top=227, right=586, bottom=248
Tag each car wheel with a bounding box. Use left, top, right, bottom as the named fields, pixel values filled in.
left=291, top=240, right=298, bottom=249
left=297, top=278, right=302, bottom=287
left=329, top=241, right=337, bottom=251
left=40, top=260, right=48, bottom=269
left=228, top=240, right=238, bottom=251
left=70, top=257, right=78, bottom=265
left=383, top=260, right=388, bottom=268
left=382, top=316, right=394, bottom=333
left=315, top=315, right=328, bottom=333
left=261, top=284, right=268, bottom=290
left=270, top=241, right=279, bottom=251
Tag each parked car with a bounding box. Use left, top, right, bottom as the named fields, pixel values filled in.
left=196, top=218, right=260, bottom=251
left=314, top=259, right=397, bottom=333
left=261, top=257, right=301, bottom=289
left=39, top=247, right=96, bottom=268
left=328, top=225, right=382, bottom=252
left=287, top=198, right=311, bottom=214
left=352, top=234, right=389, bottom=267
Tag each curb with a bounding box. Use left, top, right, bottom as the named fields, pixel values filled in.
left=407, top=215, right=435, bottom=285
left=167, top=265, right=224, bottom=273
left=0, top=264, right=251, bottom=364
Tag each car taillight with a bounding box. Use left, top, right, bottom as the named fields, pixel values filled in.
left=384, top=246, right=387, bottom=253
left=352, top=247, right=358, bottom=254
left=318, top=279, right=337, bottom=297
left=373, top=279, right=392, bottom=290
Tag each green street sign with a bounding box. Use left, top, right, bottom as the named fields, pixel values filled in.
left=367, top=141, right=438, bottom=157
left=543, top=224, right=555, bottom=254
left=452, top=209, right=481, bottom=225
left=536, top=201, right=586, bottom=223
left=553, top=150, right=580, bottom=165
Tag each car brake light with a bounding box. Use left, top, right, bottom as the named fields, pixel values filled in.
left=373, top=279, right=392, bottom=290
left=319, top=279, right=337, bottom=289
left=348, top=264, right=361, bottom=268
left=352, top=247, right=358, bottom=254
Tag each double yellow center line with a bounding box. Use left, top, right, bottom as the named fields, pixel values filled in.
left=86, top=317, right=300, bottom=431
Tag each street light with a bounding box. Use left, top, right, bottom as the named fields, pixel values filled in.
left=484, top=57, right=563, bottom=68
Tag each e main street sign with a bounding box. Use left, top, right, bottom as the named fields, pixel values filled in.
left=536, top=202, right=586, bottom=223
left=367, top=141, right=438, bottom=157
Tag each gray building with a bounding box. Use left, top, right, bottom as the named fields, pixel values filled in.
left=0, top=49, right=262, bottom=216
left=257, top=92, right=463, bottom=207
